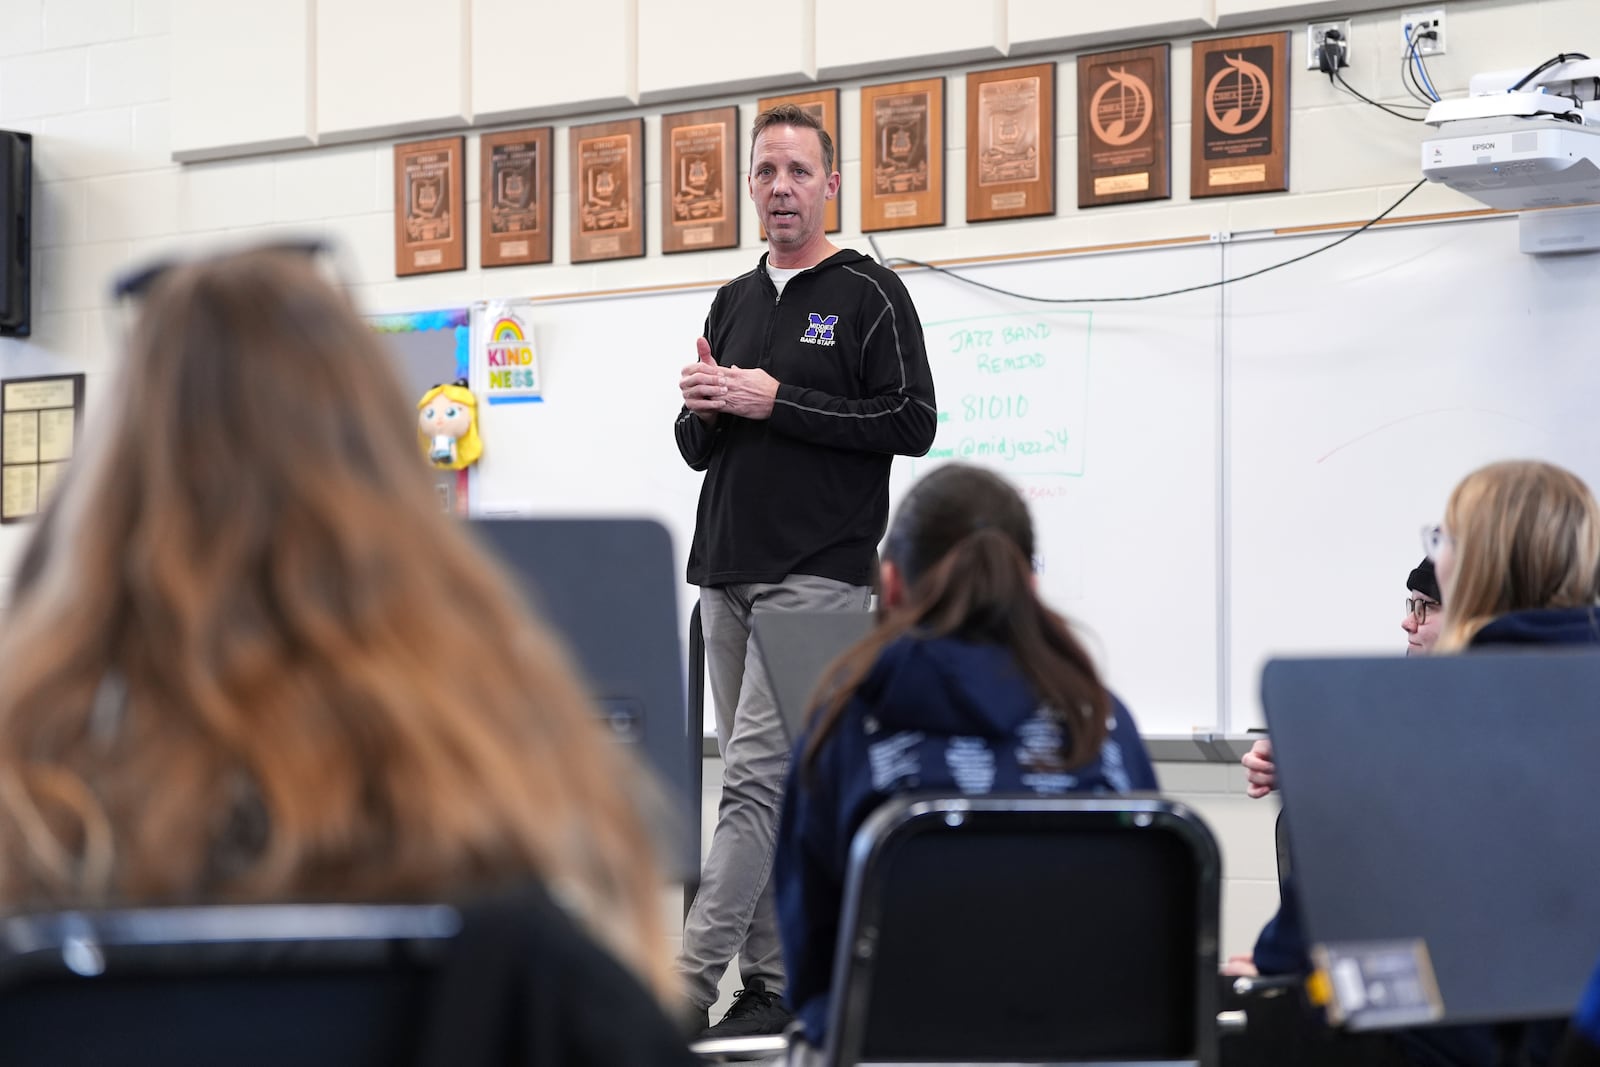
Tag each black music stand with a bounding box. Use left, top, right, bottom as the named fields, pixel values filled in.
left=471, top=518, right=696, bottom=883
left=750, top=610, right=874, bottom=742
left=1263, top=650, right=1600, bottom=1031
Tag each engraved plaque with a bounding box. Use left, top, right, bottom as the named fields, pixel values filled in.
left=861, top=77, right=944, bottom=232
left=1078, top=45, right=1170, bottom=208
left=1191, top=32, right=1290, bottom=198
left=570, top=118, right=645, bottom=262
left=662, top=106, right=738, bottom=254
left=757, top=88, right=840, bottom=234
left=393, top=137, right=466, bottom=276
left=481, top=127, right=552, bottom=268
left=967, top=63, right=1054, bottom=223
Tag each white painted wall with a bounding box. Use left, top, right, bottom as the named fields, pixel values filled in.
left=1, top=0, right=1596, bottom=955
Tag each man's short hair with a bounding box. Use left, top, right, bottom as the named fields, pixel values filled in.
left=750, top=104, right=835, bottom=176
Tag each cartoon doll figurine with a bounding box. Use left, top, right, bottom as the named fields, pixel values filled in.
left=417, top=379, right=483, bottom=470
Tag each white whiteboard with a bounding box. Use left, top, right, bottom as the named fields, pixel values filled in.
left=1226, top=213, right=1600, bottom=727
left=469, top=213, right=1600, bottom=736
left=894, top=252, right=1223, bottom=737
left=471, top=246, right=1224, bottom=737
left=470, top=285, right=709, bottom=593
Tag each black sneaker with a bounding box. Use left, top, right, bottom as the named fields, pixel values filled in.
left=700, top=978, right=793, bottom=1039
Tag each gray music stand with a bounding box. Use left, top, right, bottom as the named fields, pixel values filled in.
left=751, top=610, right=874, bottom=742
left=1262, top=650, right=1600, bottom=1030
left=470, top=518, right=695, bottom=883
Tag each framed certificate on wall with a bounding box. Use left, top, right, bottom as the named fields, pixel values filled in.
left=1, top=373, right=83, bottom=523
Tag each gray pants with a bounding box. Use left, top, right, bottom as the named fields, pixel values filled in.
left=679, top=573, right=873, bottom=1012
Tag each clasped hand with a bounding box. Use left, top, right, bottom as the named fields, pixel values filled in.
left=678, top=337, right=778, bottom=421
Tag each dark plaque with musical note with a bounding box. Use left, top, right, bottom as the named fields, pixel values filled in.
left=1077, top=45, right=1169, bottom=208
left=861, top=77, right=944, bottom=233
left=393, top=136, right=466, bottom=276
left=481, top=127, right=552, bottom=267
left=1191, top=31, right=1289, bottom=198
left=757, top=88, right=840, bottom=234
left=569, top=118, right=645, bottom=262
left=661, top=106, right=738, bottom=254
left=967, top=63, right=1054, bottom=223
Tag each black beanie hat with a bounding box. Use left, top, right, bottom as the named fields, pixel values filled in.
left=1407, top=557, right=1441, bottom=602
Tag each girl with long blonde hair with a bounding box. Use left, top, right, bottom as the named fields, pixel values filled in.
left=0, top=247, right=683, bottom=1026
left=1429, top=459, right=1600, bottom=651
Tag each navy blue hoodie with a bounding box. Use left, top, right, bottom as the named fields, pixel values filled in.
left=1471, top=606, right=1600, bottom=647
left=773, top=634, right=1158, bottom=1046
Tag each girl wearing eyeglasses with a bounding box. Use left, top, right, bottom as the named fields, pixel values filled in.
left=1401, top=557, right=1445, bottom=656
left=1427, top=460, right=1600, bottom=651
left=1249, top=461, right=1600, bottom=1067
left=1241, top=556, right=1445, bottom=805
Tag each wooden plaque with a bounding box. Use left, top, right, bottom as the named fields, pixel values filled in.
left=569, top=118, right=645, bottom=263
left=861, top=77, right=944, bottom=233
left=661, top=106, right=738, bottom=254
left=480, top=127, right=553, bottom=268
left=967, top=63, right=1054, bottom=223
left=1190, top=31, right=1289, bottom=198
left=393, top=136, right=466, bottom=276
left=1077, top=45, right=1170, bottom=208
left=756, top=88, right=841, bottom=234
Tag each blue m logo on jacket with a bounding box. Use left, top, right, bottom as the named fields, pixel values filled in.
left=804, top=313, right=838, bottom=341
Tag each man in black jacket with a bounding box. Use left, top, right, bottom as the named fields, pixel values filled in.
left=674, top=103, right=937, bottom=1039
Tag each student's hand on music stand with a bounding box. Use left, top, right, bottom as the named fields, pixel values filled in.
left=1242, top=737, right=1277, bottom=799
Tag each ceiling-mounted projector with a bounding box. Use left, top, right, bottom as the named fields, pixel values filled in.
left=1422, top=120, right=1600, bottom=211
left=1421, top=57, right=1600, bottom=252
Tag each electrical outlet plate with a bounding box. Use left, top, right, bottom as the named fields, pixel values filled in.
left=1402, top=7, right=1447, bottom=56
left=1307, top=19, right=1353, bottom=70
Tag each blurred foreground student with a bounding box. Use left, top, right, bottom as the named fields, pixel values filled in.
left=0, top=245, right=695, bottom=1065
left=773, top=464, right=1157, bottom=1052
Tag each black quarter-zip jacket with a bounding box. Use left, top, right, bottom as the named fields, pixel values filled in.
left=675, top=249, right=938, bottom=587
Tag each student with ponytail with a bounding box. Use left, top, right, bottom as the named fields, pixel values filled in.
left=772, top=464, right=1157, bottom=1049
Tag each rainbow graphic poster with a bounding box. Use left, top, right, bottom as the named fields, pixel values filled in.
left=480, top=302, right=543, bottom=404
